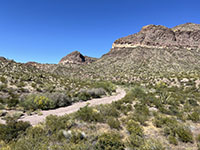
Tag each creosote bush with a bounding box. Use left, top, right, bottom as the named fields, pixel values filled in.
left=20, top=94, right=55, bottom=110
left=93, top=81, right=116, bottom=95
left=76, top=105, right=103, bottom=123
left=45, top=92, right=72, bottom=108
left=188, top=111, right=200, bottom=122
left=0, top=119, right=30, bottom=143
left=107, top=117, right=121, bottom=130
left=77, top=88, right=106, bottom=101
left=126, top=120, right=143, bottom=137
left=127, top=133, right=144, bottom=149
left=133, top=103, right=150, bottom=125
left=45, top=114, right=73, bottom=133
left=9, top=125, right=48, bottom=150
left=175, top=126, right=193, bottom=143
left=95, top=132, right=125, bottom=150
left=168, top=135, right=178, bottom=145
left=153, top=115, right=193, bottom=143
left=97, top=104, right=120, bottom=118
left=126, top=120, right=144, bottom=149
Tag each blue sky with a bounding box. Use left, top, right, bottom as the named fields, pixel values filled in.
left=0, top=0, right=200, bottom=63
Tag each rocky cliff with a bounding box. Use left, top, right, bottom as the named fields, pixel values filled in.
left=112, top=23, right=200, bottom=50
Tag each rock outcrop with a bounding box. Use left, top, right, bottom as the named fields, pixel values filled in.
left=0, top=57, right=7, bottom=62
left=59, top=51, right=97, bottom=65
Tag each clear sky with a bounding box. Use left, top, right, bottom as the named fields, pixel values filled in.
left=0, top=0, right=200, bottom=63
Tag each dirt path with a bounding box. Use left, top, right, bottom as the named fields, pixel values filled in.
left=19, top=87, right=126, bottom=126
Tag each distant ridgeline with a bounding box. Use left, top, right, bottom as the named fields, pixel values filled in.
left=1, top=23, right=200, bottom=84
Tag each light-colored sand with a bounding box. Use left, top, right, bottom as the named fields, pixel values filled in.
left=19, top=87, right=126, bottom=126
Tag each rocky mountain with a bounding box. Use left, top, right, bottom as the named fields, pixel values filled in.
left=113, top=23, right=200, bottom=50
left=59, top=51, right=97, bottom=65
left=102, top=23, right=200, bottom=72
left=27, top=23, right=197, bottom=85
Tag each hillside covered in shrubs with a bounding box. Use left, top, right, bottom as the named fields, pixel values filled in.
left=1, top=23, right=200, bottom=149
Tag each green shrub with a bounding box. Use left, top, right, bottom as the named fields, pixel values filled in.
left=0, top=96, right=3, bottom=104
left=45, top=115, right=72, bottom=133
left=153, top=115, right=193, bottom=143
left=87, top=88, right=106, bottom=98
left=0, top=76, right=7, bottom=83
left=175, top=126, right=193, bottom=143
left=33, top=95, right=54, bottom=109
left=68, top=130, right=86, bottom=144
left=77, top=92, right=91, bottom=101
left=188, top=111, right=200, bottom=122
left=6, top=97, right=19, bottom=108
left=121, top=89, right=135, bottom=104
left=141, top=139, right=165, bottom=150
left=46, top=92, right=72, bottom=107
left=131, top=86, right=147, bottom=100
left=20, top=94, right=55, bottom=110
left=98, top=104, right=120, bottom=118
left=188, top=99, right=198, bottom=106
left=95, top=132, right=125, bottom=150
left=44, top=85, right=55, bottom=93
left=126, top=134, right=144, bottom=149
left=31, top=83, right=36, bottom=88
left=16, top=81, right=26, bottom=88
left=168, top=105, right=180, bottom=116
left=45, top=115, right=76, bottom=142
left=93, top=81, right=116, bottom=95
left=163, top=127, right=171, bottom=136
left=0, top=103, right=5, bottom=109
left=112, top=100, right=125, bottom=111
left=126, top=120, right=143, bottom=137
left=10, top=125, right=48, bottom=150
left=0, top=119, right=30, bottom=143
left=133, top=113, right=149, bottom=126
left=0, top=83, right=8, bottom=92
left=133, top=103, right=150, bottom=125
left=76, top=105, right=103, bottom=123
left=107, top=117, right=121, bottom=130
left=153, top=115, right=176, bottom=128
left=1, top=91, right=19, bottom=107
left=168, top=135, right=178, bottom=145
left=118, top=103, right=133, bottom=115
left=76, top=88, right=106, bottom=101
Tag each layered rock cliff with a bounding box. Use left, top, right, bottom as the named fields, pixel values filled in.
left=112, top=23, right=200, bottom=50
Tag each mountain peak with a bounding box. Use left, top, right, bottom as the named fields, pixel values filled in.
left=172, top=23, right=200, bottom=32
left=141, top=24, right=169, bottom=32
left=0, top=57, right=7, bottom=62
left=59, top=51, right=97, bottom=65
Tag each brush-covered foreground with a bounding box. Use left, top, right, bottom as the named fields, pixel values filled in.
left=0, top=78, right=200, bottom=150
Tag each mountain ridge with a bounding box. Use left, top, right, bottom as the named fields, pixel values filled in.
left=1, top=23, right=200, bottom=83
left=113, top=23, right=200, bottom=50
